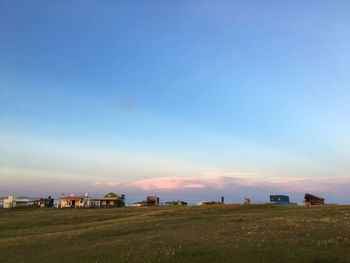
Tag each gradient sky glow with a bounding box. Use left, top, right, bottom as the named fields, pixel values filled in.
left=1, top=1, right=350, bottom=203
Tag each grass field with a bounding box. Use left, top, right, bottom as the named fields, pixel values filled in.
left=1, top=205, right=350, bottom=263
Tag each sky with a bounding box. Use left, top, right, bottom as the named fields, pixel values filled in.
left=1, top=1, right=350, bottom=204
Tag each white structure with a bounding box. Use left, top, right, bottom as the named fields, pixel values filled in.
left=197, top=200, right=216, bottom=206
left=15, top=197, right=33, bottom=207
left=3, top=195, right=15, bottom=208
left=59, top=193, right=91, bottom=208
left=2, top=196, right=36, bottom=208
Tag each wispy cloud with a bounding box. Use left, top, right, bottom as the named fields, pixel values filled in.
left=128, top=172, right=269, bottom=191
left=106, top=181, right=120, bottom=186
left=128, top=172, right=350, bottom=193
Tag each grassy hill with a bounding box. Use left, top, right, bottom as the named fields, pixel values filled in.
left=1, top=205, right=350, bottom=263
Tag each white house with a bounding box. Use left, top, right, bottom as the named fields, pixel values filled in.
left=3, top=195, right=15, bottom=208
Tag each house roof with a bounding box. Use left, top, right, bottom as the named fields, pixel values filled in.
left=16, top=199, right=31, bottom=203
left=104, top=192, right=120, bottom=198
left=92, top=192, right=122, bottom=201
left=60, top=195, right=86, bottom=200
left=305, top=193, right=325, bottom=200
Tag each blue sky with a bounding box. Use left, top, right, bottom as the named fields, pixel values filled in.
left=1, top=1, right=350, bottom=203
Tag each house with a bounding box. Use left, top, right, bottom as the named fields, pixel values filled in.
left=2, top=195, right=38, bottom=208
left=165, top=200, right=187, bottom=206
left=15, top=197, right=34, bottom=207
left=244, top=197, right=251, bottom=205
left=91, top=193, right=125, bottom=208
left=2, top=195, right=54, bottom=208
left=3, top=195, right=15, bottom=208
left=304, top=193, right=325, bottom=206
left=59, top=193, right=90, bottom=208
left=33, top=196, right=54, bottom=208
left=146, top=196, right=160, bottom=206
left=59, top=193, right=125, bottom=208
left=197, top=201, right=216, bottom=206
left=132, top=196, right=160, bottom=207
left=270, top=195, right=297, bottom=205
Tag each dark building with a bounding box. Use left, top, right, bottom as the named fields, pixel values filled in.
left=132, top=196, right=160, bottom=207
left=304, top=193, right=325, bottom=205
left=146, top=196, right=160, bottom=206
left=270, top=195, right=297, bottom=205
left=34, top=196, right=54, bottom=208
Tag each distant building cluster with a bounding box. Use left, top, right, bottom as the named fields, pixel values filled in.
left=2, top=195, right=54, bottom=208
left=59, top=192, right=125, bottom=208
left=0, top=192, right=326, bottom=209
left=0, top=193, right=125, bottom=209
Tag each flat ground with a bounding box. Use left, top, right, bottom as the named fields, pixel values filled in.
left=1, top=205, right=350, bottom=263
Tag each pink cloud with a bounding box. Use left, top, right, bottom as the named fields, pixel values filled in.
left=129, top=176, right=207, bottom=191
left=106, top=181, right=120, bottom=186
left=128, top=172, right=266, bottom=191
left=91, top=181, right=120, bottom=187
left=128, top=172, right=350, bottom=193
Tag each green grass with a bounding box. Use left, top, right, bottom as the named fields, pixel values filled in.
left=1, top=205, right=350, bottom=263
